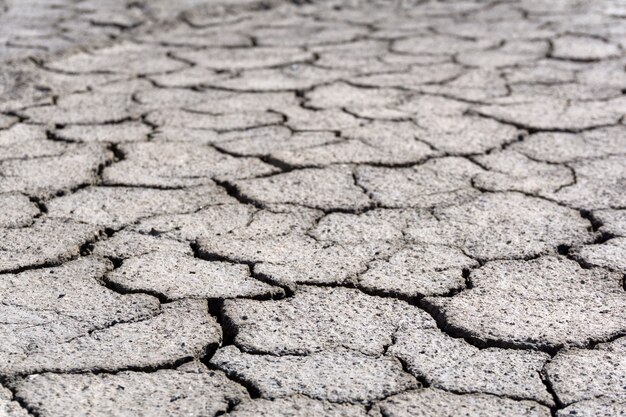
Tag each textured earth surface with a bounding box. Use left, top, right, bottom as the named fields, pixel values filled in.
left=1, top=0, right=626, bottom=416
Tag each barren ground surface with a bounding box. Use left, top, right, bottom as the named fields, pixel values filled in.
left=1, top=0, right=626, bottom=416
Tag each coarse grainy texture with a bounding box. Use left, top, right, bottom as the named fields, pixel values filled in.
left=1, top=1, right=624, bottom=416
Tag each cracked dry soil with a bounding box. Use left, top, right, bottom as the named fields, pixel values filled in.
left=0, top=0, right=625, bottom=416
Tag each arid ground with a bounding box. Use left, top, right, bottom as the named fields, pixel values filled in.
left=1, top=1, right=625, bottom=416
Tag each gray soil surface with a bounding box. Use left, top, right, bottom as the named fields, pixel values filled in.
left=1, top=0, right=625, bottom=416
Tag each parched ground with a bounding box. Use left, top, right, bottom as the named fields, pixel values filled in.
left=1, top=0, right=625, bottom=416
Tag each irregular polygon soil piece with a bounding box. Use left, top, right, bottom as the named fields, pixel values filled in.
left=92, top=231, right=192, bottom=260
left=139, top=27, right=252, bottom=48
left=420, top=68, right=509, bottom=102
left=427, top=348, right=552, bottom=405
left=46, top=42, right=186, bottom=75
left=389, top=323, right=552, bottom=405
left=0, top=144, right=110, bottom=196
left=11, top=365, right=248, bottom=417
left=1, top=299, right=220, bottom=376
left=47, top=184, right=233, bottom=229
left=308, top=209, right=429, bottom=244
left=0, top=257, right=158, bottom=357
left=54, top=122, right=151, bottom=143
left=252, top=23, right=367, bottom=47
left=556, top=399, right=626, bottom=417
left=0, top=194, right=39, bottom=228
left=272, top=138, right=432, bottom=167
left=316, top=53, right=409, bottom=78
left=456, top=40, right=548, bottom=68
left=207, top=65, right=351, bottom=91
left=222, top=286, right=432, bottom=355
left=225, top=396, right=366, bottom=417
left=351, top=65, right=464, bottom=90
left=396, top=95, right=468, bottom=117
left=252, top=241, right=391, bottom=286
left=180, top=1, right=267, bottom=27
left=372, top=388, right=551, bottom=417
left=306, top=82, right=405, bottom=110
left=595, top=209, right=626, bottom=236
left=185, top=92, right=298, bottom=115
left=425, top=256, right=626, bottom=351
left=355, top=157, right=483, bottom=208
left=107, top=252, right=283, bottom=301
left=103, top=142, right=277, bottom=187
left=358, top=244, right=478, bottom=298
left=232, top=166, right=371, bottom=211
left=577, top=54, right=626, bottom=85
left=210, top=346, right=418, bottom=404
left=142, top=204, right=319, bottom=243
left=572, top=237, right=626, bottom=272
left=20, top=93, right=139, bottom=125
left=148, top=66, right=222, bottom=88
left=404, top=192, right=593, bottom=260
left=145, top=109, right=283, bottom=131
left=545, top=156, right=626, bottom=210
left=507, top=81, right=621, bottom=102
left=503, top=61, right=576, bottom=85
left=476, top=97, right=626, bottom=131
left=174, top=46, right=314, bottom=70
left=150, top=127, right=221, bottom=144
left=511, top=127, right=626, bottom=163
left=134, top=88, right=229, bottom=109
left=199, top=233, right=387, bottom=286
left=473, top=150, right=574, bottom=194
left=412, top=115, right=520, bottom=155
left=281, top=107, right=361, bottom=131
left=131, top=204, right=254, bottom=242
left=0, top=218, right=102, bottom=273
left=338, top=121, right=440, bottom=162
left=0, top=124, right=66, bottom=161
left=551, top=35, right=620, bottom=61
left=138, top=89, right=296, bottom=114
left=92, top=78, right=153, bottom=94
left=394, top=35, right=498, bottom=55
left=216, top=127, right=335, bottom=156
left=546, top=336, right=626, bottom=406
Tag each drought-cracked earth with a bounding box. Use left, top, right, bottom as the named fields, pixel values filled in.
left=1, top=0, right=626, bottom=416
